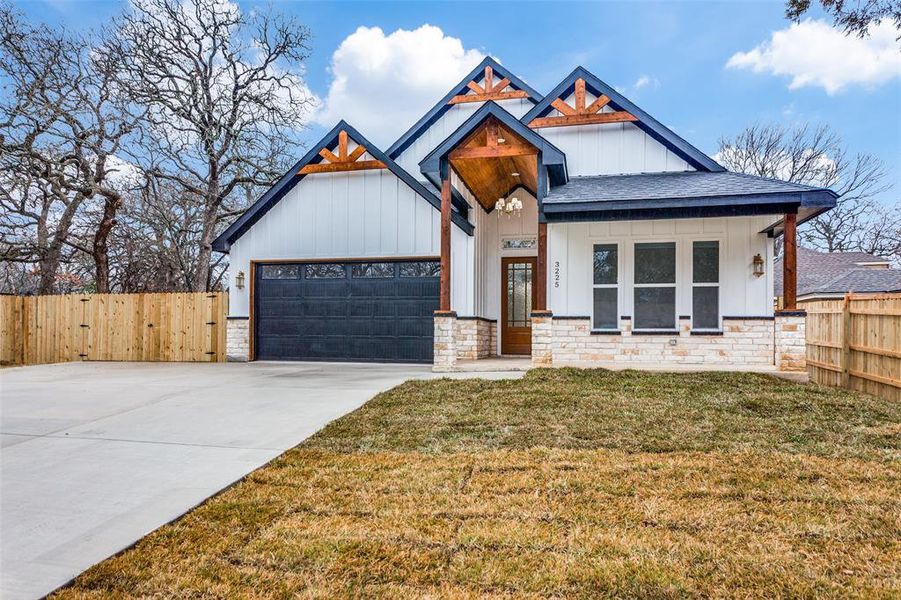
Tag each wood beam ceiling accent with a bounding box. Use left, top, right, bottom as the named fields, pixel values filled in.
left=528, top=77, right=637, bottom=129
left=299, top=130, right=387, bottom=174
left=448, top=65, right=530, bottom=105
left=448, top=116, right=539, bottom=210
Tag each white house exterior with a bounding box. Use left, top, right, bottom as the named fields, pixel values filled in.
left=214, top=58, right=835, bottom=371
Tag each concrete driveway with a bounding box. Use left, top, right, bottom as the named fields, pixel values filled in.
left=0, top=361, right=463, bottom=599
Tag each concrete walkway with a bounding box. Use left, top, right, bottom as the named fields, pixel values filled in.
left=0, top=361, right=521, bottom=599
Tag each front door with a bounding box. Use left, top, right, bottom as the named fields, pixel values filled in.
left=501, top=257, right=537, bottom=355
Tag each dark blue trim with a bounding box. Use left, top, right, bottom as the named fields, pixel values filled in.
left=760, top=204, right=834, bottom=238
left=212, top=121, right=473, bottom=252
left=521, top=66, right=724, bottom=173
left=631, top=330, right=679, bottom=336
left=419, top=102, right=568, bottom=196
left=387, top=57, right=543, bottom=160
left=723, top=316, right=775, bottom=320
left=690, top=330, right=723, bottom=336
left=541, top=189, right=837, bottom=223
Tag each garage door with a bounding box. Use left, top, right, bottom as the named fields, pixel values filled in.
left=254, top=260, right=440, bottom=363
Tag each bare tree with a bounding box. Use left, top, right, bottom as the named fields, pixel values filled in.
left=785, top=0, right=901, bottom=39
left=718, top=123, right=899, bottom=263
left=0, top=4, right=142, bottom=293
left=107, top=0, right=314, bottom=291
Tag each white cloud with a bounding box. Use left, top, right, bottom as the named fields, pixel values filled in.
left=633, top=75, right=660, bottom=90
left=727, top=19, right=901, bottom=94
left=315, top=25, right=486, bottom=146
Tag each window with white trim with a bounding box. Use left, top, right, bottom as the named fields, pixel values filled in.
left=633, top=242, right=676, bottom=330
left=692, top=241, right=720, bottom=330
left=592, top=244, right=618, bottom=329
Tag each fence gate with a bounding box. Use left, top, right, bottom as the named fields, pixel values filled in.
left=0, top=292, right=227, bottom=366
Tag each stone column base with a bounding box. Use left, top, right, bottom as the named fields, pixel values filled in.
left=775, top=310, right=806, bottom=371
left=226, top=317, right=250, bottom=362
left=433, top=311, right=458, bottom=372
left=531, top=311, right=553, bottom=367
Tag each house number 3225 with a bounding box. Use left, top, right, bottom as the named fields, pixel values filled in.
left=553, top=261, right=561, bottom=288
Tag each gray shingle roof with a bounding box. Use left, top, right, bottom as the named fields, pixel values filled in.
left=544, top=171, right=826, bottom=204
left=810, top=269, right=901, bottom=295
left=775, top=247, right=894, bottom=296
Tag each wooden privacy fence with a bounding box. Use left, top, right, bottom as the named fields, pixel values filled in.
left=1, top=292, right=227, bottom=366
left=805, top=293, right=900, bottom=401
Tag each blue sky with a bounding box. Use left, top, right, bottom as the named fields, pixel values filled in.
left=15, top=0, right=901, bottom=199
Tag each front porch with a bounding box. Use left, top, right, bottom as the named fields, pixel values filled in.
left=422, top=80, right=815, bottom=375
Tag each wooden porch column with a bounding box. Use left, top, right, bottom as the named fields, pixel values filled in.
left=439, top=177, right=451, bottom=311
left=536, top=222, right=548, bottom=311
left=783, top=212, right=797, bottom=310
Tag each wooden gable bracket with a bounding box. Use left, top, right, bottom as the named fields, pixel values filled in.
left=448, top=65, right=531, bottom=105
left=448, top=118, right=537, bottom=160
left=298, top=130, right=387, bottom=174
left=528, top=78, right=637, bottom=129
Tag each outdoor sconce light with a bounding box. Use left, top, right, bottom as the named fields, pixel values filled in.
left=235, top=270, right=246, bottom=289
left=752, top=254, right=765, bottom=278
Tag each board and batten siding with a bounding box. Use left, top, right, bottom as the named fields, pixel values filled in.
left=393, top=97, right=534, bottom=177
left=469, top=185, right=539, bottom=322
left=228, top=159, right=475, bottom=317
left=535, top=90, right=694, bottom=177
left=547, top=216, right=776, bottom=320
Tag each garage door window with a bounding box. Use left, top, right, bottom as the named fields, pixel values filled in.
left=399, top=261, right=440, bottom=278
left=305, top=263, right=346, bottom=279
left=260, top=265, right=300, bottom=279
left=352, top=263, right=395, bottom=278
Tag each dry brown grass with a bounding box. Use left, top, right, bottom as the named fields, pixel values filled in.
left=55, top=370, right=901, bottom=599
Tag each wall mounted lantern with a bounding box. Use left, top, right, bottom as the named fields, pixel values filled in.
left=752, top=254, right=765, bottom=278
left=235, top=270, right=246, bottom=289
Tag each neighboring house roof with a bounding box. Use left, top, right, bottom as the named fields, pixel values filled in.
left=419, top=101, right=568, bottom=189
left=387, top=57, right=543, bottom=160
left=803, top=269, right=901, bottom=297
left=212, top=121, right=473, bottom=252
left=541, top=171, right=837, bottom=223
left=775, top=247, right=896, bottom=296
left=521, top=66, right=724, bottom=173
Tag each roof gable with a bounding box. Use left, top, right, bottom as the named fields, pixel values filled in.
left=212, top=121, right=473, bottom=252
left=522, top=67, right=724, bottom=172
left=386, top=57, right=543, bottom=160
left=419, top=101, right=567, bottom=190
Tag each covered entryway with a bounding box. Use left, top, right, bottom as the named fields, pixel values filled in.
left=254, top=260, right=440, bottom=363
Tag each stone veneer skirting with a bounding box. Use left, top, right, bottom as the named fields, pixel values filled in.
left=531, top=313, right=807, bottom=372
left=226, top=317, right=250, bottom=362
left=455, top=317, right=497, bottom=360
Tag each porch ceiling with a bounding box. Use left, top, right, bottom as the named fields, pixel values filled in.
left=449, top=116, right=538, bottom=211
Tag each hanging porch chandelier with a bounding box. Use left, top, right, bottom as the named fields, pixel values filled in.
left=495, top=196, right=522, bottom=218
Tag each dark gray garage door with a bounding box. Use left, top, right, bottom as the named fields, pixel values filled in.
left=254, top=260, right=440, bottom=363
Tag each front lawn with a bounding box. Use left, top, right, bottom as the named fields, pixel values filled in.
left=57, top=370, right=900, bottom=598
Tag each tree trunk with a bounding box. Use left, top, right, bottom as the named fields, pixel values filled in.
left=92, top=194, right=121, bottom=293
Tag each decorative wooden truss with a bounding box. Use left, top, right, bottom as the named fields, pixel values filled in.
left=528, top=78, right=637, bottom=129
left=298, top=130, right=386, bottom=174
left=447, top=117, right=538, bottom=209
left=448, top=66, right=530, bottom=105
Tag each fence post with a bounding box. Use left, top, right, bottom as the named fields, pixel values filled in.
left=840, top=293, right=851, bottom=389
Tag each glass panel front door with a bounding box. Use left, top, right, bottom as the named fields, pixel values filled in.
left=501, top=257, right=536, bottom=355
